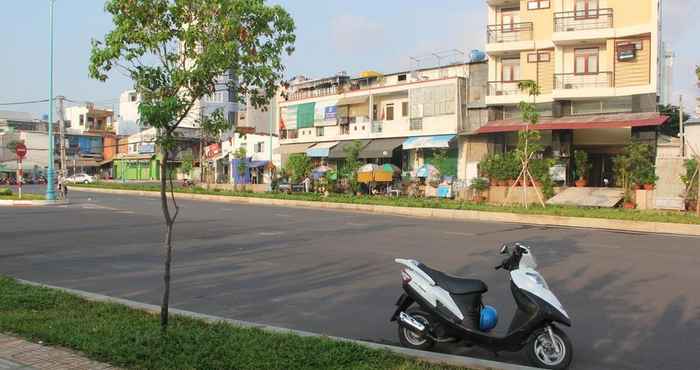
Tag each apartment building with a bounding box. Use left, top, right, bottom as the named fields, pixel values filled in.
left=64, top=104, right=115, bottom=135
left=276, top=62, right=488, bottom=180
left=479, top=0, right=667, bottom=186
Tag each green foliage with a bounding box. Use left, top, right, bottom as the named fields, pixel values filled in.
left=5, top=140, right=23, bottom=151
left=233, top=147, right=248, bottom=177
left=573, top=150, right=590, bottom=180
left=469, top=177, right=489, bottom=193
left=283, top=154, right=312, bottom=183
left=427, top=149, right=451, bottom=177
left=179, top=150, right=194, bottom=176
left=681, top=158, right=698, bottom=200
left=0, top=188, right=12, bottom=196
left=614, top=141, right=656, bottom=200
left=529, top=159, right=556, bottom=199
left=0, top=277, right=463, bottom=370
left=89, top=0, right=296, bottom=152
left=341, top=140, right=365, bottom=192
left=479, top=153, right=521, bottom=181
left=657, top=104, right=690, bottom=137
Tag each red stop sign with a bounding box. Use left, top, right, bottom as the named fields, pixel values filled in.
left=15, top=143, right=27, bottom=159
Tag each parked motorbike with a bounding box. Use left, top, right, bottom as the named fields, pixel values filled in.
left=391, top=242, right=573, bottom=369
left=181, top=178, right=194, bottom=187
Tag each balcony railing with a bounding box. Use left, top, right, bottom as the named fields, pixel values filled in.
left=409, top=118, right=423, bottom=131
left=286, top=86, right=339, bottom=101
left=371, top=121, right=383, bottom=134
left=487, top=81, right=524, bottom=96
left=554, top=8, right=613, bottom=32
left=487, top=22, right=533, bottom=43
left=554, top=72, right=613, bottom=90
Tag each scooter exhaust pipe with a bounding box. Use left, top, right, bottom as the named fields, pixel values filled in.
left=398, top=312, right=426, bottom=335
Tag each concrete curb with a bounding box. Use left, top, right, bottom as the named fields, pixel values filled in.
left=72, top=186, right=700, bottom=237
left=15, top=279, right=535, bottom=370
left=0, top=199, right=69, bottom=207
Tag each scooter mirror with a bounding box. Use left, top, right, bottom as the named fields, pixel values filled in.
left=499, top=244, right=509, bottom=254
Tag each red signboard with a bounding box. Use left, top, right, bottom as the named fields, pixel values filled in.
left=15, top=143, right=27, bottom=159
left=205, top=143, right=222, bottom=159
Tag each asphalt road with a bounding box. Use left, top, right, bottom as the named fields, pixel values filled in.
left=1, top=189, right=699, bottom=370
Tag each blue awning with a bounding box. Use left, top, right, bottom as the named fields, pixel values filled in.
left=402, top=135, right=456, bottom=150
left=248, top=160, right=269, bottom=168
left=305, top=141, right=339, bottom=157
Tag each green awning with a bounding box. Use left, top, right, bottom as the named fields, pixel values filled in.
left=296, top=102, right=315, bottom=129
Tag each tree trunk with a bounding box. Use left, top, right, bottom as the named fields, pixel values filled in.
left=159, top=148, right=173, bottom=332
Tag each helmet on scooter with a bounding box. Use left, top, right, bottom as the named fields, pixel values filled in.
left=479, top=305, right=498, bottom=332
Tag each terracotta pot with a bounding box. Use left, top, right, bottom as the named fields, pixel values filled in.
left=575, top=179, right=587, bottom=187
left=534, top=180, right=542, bottom=187
left=643, top=184, right=654, bottom=191
left=623, top=202, right=636, bottom=209
left=632, top=184, right=641, bottom=190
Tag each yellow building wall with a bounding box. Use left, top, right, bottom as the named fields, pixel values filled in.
left=520, top=50, right=554, bottom=94
left=608, top=0, right=653, bottom=28
left=519, top=0, right=554, bottom=40
left=612, top=38, right=652, bottom=88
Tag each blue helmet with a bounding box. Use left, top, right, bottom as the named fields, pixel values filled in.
left=479, top=305, right=498, bottom=332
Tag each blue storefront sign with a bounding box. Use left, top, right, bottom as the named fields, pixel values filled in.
left=324, top=106, right=337, bottom=120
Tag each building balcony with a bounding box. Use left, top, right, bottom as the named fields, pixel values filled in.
left=485, top=22, right=534, bottom=55
left=486, top=81, right=527, bottom=105
left=553, top=72, right=615, bottom=99
left=553, top=9, right=614, bottom=44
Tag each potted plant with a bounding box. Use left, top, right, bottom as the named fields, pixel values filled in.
left=639, top=166, right=658, bottom=190
left=469, top=177, right=490, bottom=203
left=622, top=193, right=636, bottom=209
left=573, top=150, right=589, bottom=187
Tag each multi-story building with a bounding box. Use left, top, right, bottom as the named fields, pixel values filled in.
left=276, top=62, right=488, bottom=181
left=64, top=104, right=115, bottom=135
left=478, top=0, right=667, bottom=186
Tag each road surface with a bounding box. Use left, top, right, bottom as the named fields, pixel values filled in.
left=1, top=189, right=699, bottom=369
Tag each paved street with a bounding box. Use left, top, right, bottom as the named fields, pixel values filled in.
left=1, top=189, right=699, bottom=369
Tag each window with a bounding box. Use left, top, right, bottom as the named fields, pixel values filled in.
left=316, top=127, right=324, bottom=136
left=409, top=118, right=423, bottom=131
left=402, top=102, right=409, bottom=117
left=254, top=142, right=264, bottom=153
left=574, top=48, right=599, bottom=74
left=129, top=93, right=137, bottom=102
left=398, top=74, right=407, bottom=82
left=501, top=59, right=521, bottom=81
left=500, top=8, right=518, bottom=31
left=79, top=115, right=84, bottom=126
left=340, top=124, right=350, bottom=135
left=385, top=103, right=394, bottom=121
left=527, top=52, right=551, bottom=63
left=575, top=0, right=599, bottom=18
left=528, top=0, right=550, bottom=10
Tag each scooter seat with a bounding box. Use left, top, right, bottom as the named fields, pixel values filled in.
left=419, top=264, right=488, bottom=295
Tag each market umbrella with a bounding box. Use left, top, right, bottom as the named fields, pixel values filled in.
left=311, top=165, right=332, bottom=180
left=357, top=163, right=378, bottom=183
left=380, top=163, right=401, bottom=174
left=415, top=164, right=439, bottom=178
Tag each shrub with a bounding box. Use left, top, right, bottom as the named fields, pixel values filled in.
left=0, top=188, right=12, bottom=196
left=573, top=150, right=590, bottom=181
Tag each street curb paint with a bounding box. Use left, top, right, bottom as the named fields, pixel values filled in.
left=0, top=199, right=69, bottom=207
left=71, top=187, right=700, bottom=237
left=16, top=279, right=536, bottom=370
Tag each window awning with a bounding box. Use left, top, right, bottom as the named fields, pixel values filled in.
left=328, top=140, right=371, bottom=159
left=248, top=160, right=270, bottom=169
left=402, top=135, right=456, bottom=150
left=306, top=141, right=339, bottom=157
left=279, top=142, right=315, bottom=165
left=358, top=138, right=406, bottom=159
left=473, top=112, right=669, bottom=134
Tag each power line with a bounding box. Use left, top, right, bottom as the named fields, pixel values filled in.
left=0, top=99, right=51, bottom=106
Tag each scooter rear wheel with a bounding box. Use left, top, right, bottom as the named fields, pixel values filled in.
left=526, top=326, right=573, bottom=369
left=397, top=309, right=435, bottom=351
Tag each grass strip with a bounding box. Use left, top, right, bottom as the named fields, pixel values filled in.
left=73, top=182, right=700, bottom=225
left=0, top=277, right=466, bottom=370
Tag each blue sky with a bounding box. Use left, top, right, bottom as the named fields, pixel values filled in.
left=1, top=0, right=698, bottom=116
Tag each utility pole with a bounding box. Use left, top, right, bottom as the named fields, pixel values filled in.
left=46, top=0, right=56, bottom=200
left=57, top=96, right=66, bottom=182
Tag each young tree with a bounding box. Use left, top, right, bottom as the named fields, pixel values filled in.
left=282, top=153, right=312, bottom=183
left=658, top=104, right=690, bottom=137
left=89, top=0, right=295, bottom=332
left=341, top=140, right=364, bottom=193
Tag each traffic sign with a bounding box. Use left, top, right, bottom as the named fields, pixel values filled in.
left=15, top=143, right=27, bottom=159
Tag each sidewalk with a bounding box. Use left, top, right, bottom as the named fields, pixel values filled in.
left=0, top=334, right=118, bottom=370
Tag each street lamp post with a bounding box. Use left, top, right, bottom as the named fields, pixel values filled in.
left=46, top=0, right=56, bottom=200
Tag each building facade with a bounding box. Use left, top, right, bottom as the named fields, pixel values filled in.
left=276, top=62, right=488, bottom=181
left=478, top=0, right=666, bottom=186
left=64, top=104, right=115, bottom=135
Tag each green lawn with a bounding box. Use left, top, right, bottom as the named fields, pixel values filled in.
left=0, top=188, right=45, bottom=201
left=0, top=277, right=464, bottom=370
left=73, top=182, right=700, bottom=225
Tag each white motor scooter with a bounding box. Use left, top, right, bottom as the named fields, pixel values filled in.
left=391, top=242, right=573, bottom=369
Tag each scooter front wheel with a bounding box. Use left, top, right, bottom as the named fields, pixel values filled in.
left=527, top=326, right=573, bottom=369
left=397, top=309, right=435, bottom=351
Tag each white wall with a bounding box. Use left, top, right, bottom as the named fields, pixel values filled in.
left=18, top=131, right=49, bottom=171
left=116, top=90, right=141, bottom=136
left=64, top=106, right=88, bottom=135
